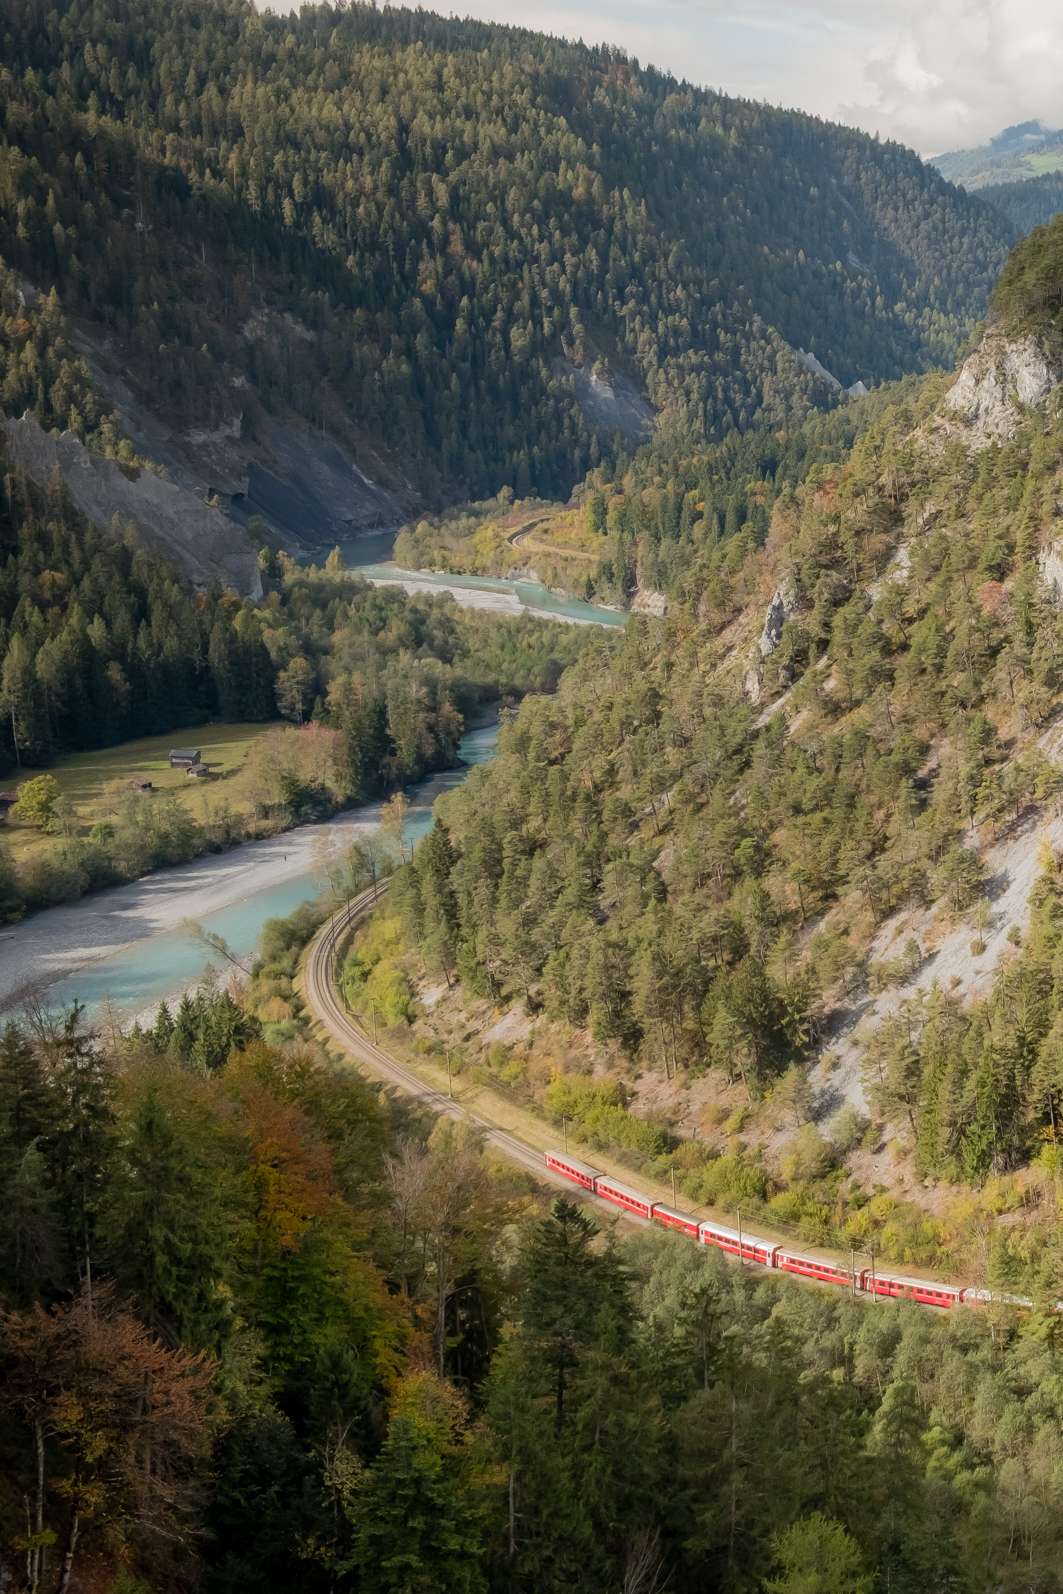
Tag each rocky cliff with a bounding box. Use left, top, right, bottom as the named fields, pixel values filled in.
left=2, top=414, right=262, bottom=593
left=940, top=329, right=1061, bottom=446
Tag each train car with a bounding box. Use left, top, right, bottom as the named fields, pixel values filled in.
left=536, top=1154, right=1043, bottom=1317
left=699, top=1220, right=780, bottom=1268
left=544, top=1150, right=602, bottom=1191
left=860, top=1270, right=961, bottom=1309
left=777, top=1250, right=854, bottom=1290
left=594, top=1175, right=653, bottom=1219
left=651, top=1203, right=700, bottom=1240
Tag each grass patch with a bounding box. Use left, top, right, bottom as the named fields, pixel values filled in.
left=1025, top=150, right=1063, bottom=175
left=3, top=723, right=276, bottom=861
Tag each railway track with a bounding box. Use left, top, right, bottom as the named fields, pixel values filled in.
left=301, top=883, right=641, bottom=1215
left=300, top=886, right=1042, bottom=1312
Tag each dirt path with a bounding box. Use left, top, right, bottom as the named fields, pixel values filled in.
left=507, top=515, right=601, bottom=564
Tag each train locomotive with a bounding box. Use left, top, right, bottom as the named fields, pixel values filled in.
left=544, top=1151, right=1031, bottom=1312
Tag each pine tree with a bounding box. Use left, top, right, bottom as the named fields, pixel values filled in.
left=350, top=1375, right=487, bottom=1594
left=519, top=1197, right=633, bottom=1435
left=416, top=819, right=459, bottom=984
left=103, top=1083, right=231, bottom=1349
left=149, top=1000, right=175, bottom=1052
left=0, top=1020, right=52, bottom=1173
left=41, top=1005, right=114, bottom=1294
left=1, top=632, right=51, bottom=766
left=1, top=1141, right=60, bottom=1303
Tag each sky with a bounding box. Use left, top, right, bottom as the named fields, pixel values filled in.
left=303, top=0, right=1063, bottom=156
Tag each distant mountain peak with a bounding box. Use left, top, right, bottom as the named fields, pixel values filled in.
left=933, top=118, right=1063, bottom=190
left=990, top=119, right=1053, bottom=150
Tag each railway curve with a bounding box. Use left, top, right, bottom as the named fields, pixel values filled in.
left=301, top=886, right=1046, bottom=1314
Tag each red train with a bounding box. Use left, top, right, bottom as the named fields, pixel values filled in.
left=544, top=1151, right=1033, bottom=1312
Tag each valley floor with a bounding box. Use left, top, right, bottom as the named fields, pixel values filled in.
left=2, top=721, right=273, bottom=867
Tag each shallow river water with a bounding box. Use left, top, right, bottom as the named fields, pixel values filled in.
left=338, top=528, right=626, bottom=628
left=0, top=725, right=498, bottom=1023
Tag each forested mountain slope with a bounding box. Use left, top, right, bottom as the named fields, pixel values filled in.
left=981, top=170, right=1063, bottom=236
left=389, top=218, right=1063, bottom=1294
left=0, top=0, right=1013, bottom=543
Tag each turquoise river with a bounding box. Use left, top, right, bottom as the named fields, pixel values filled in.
left=4, top=725, right=498, bottom=1023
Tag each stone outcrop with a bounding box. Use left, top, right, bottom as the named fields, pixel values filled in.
left=866, top=544, right=911, bottom=601
left=744, top=579, right=797, bottom=702
left=757, top=580, right=797, bottom=658
left=794, top=349, right=867, bottom=399
left=556, top=355, right=653, bottom=443
left=631, top=585, right=668, bottom=618
left=1039, top=538, right=1063, bottom=603
left=2, top=413, right=261, bottom=594
left=941, top=331, right=1060, bottom=447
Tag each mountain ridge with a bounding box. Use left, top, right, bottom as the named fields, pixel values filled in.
left=933, top=119, right=1063, bottom=189
left=0, top=0, right=1015, bottom=577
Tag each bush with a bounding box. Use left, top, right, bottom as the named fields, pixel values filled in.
left=257, top=903, right=328, bottom=977
left=10, top=774, right=61, bottom=829
left=687, top=1152, right=769, bottom=1209
left=723, top=1104, right=749, bottom=1136
left=829, top=1103, right=869, bottom=1156
left=360, top=957, right=415, bottom=1027
left=779, top=1125, right=834, bottom=1183
left=933, top=845, right=987, bottom=913
left=867, top=936, right=923, bottom=992
left=543, top=1073, right=669, bottom=1160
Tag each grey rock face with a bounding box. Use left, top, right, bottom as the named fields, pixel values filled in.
left=556, top=357, right=653, bottom=443
left=1039, top=538, right=1063, bottom=602
left=744, top=579, right=797, bottom=703
left=3, top=414, right=261, bottom=593
left=758, top=581, right=797, bottom=658
left=631, top=586, right=668, bottom=617
left=942, top=332, right=1060, bottom=447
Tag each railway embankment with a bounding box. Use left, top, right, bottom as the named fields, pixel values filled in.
left=299, top=888, right=987, bottom=1306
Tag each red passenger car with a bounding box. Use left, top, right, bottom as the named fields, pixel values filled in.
left=777, top=1251, right=854, bottom=1290
left=594, top=1176, right=653, bottom=1219
left=651, top=1203, right=700, bottom=1239
left=699, top=1220, right=780, bottom=1268
left=544, top=1151, right=602, bottom=1191
left=859, top=1270, right=961, bottom=1308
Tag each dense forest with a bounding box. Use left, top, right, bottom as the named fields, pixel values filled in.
left=2, top=964, right=1063, bottom=1594
left=385, top=221, right=1063, bottom=1287
left=989, top=211, right=1063, bottom=347
left=0, top=0, right=1014, bottom=507
left=981, top=171, right=1063, bottom=237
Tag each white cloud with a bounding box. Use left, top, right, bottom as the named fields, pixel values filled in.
left=259, top=0, right=1063, bottom=154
